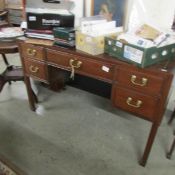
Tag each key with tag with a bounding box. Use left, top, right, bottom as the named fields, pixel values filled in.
left=69, top=59, right=82, bottom=80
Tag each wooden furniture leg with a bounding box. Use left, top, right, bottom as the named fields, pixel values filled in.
left=166, top=130, right=175, bottom=159
left=168, top=109, right=175, bottom=125
left=0, top=75, right=5, bottom=92
left=32, top=90, right=38, bottom=103
left=1, top=53, right=11, bottom=84
left=140, top=123, right=159, bottom=166
left=24, top=76, right=36, bottom=111
left=0, top=66, right=24, bottom=92
left=1, top=53, right=10, bottom=66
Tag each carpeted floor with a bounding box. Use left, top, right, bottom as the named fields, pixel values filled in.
left=0, top=53, right=175, bottom=175
left=0, top=154, right=26, bottom=175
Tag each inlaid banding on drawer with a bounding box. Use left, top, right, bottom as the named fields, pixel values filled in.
left=22, top=43, right=45, bottom=60
left=115, top=68, right=164, bottom=95
left=112, top=85, right=159, bottom=121
left=24, top=59, right=48, bottom=81
left=46, top=49, right=114, bottom=82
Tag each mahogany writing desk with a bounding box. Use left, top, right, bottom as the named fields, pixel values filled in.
left=18, top=39, right=174, bottom=166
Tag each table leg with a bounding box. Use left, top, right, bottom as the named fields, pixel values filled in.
left=0, top=75, right=5, bottom=92
left=24, top=76, right=36, bottom=111
left=166, top=135, right=175, bottom=159
left=1, top=54, right=11, bottom=84
left=139, top=123, right=159, bottom=167
left=1, top=53, right=9, bottom=66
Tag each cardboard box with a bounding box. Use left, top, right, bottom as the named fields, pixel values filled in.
left=105, top=37, right=175, bottom=68
left=5, top=0, right=22, bottom=9
left=76, top=31, right=118, bottom=55
left=8, top=9, right=22, bottom=25
left=76, top=31, right=106, bottom=55
left=27, top=12, right=74, bottom=30
left=0, top=0, right=5, bottom=10
left=26, top=0, right=73, bottom=10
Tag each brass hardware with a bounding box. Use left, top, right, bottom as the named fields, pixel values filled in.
left=29, top=65, right=39, bottom=73
left=27, top=48, right=37, bottom=56
left=126, top=97, right=142, bottom=108
left=69, top=59, right=82, bottom=68
left=69, top=59, right=82, bottom=80
left=131, top=75, right=148, bottom=86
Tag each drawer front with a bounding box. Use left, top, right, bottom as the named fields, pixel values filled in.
left=22, top=44, right=45, bottom=60
left=115, top=68, right=164, bottom=95
left=112, top=85, right=159, bottom=121
left=24, top=59, right=48, bottom=81
left=47, top=49, right=114, bottom=82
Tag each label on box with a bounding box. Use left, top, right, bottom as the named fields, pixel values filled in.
left=116, top=41, right=123, bottom=48
left=124, top=46, right=143, bottom=64
left=29, top=16, right=36, bottom=21
left=108, top=40, right=112, bottom=45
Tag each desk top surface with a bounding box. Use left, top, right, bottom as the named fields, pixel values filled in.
left=19, top=38, right=175, bottom=75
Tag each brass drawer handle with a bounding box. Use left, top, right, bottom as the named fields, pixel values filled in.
left=69, top=59, right=82, bottom=68
left=69, top=59, right=82, bottom=80
left=29, top=65, right=39, bottom=73
left=27, top=48, right=37, bottom=56
left=126, top=97, right=142, bottom=108
left=131, top=75, right=148, bottom=87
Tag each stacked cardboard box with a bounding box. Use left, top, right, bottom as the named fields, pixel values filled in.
left=23, top=0, right=75, bottom=42
left=0, top=0, right=5, bottom=10
left=76, top=16, right=123, bottom=55
left=5, top=0, right=22, bottom=9
left=5, top=0, right=22, bottom=25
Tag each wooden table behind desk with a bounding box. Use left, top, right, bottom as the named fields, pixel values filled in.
left=0, top=41, right=18, bottom=54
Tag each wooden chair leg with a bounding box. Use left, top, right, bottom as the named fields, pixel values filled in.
left=166, top=131, right=175, bottom=159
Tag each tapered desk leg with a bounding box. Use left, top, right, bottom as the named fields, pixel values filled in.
left=24, top=76, right=36, bottom=111
left=166, top=135, right=175, bottom=159
left=168, top=109, right=175, bottom=125
left=140, top=123, right=159, bottom=167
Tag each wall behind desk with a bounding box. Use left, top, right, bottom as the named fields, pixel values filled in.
left=127, top=0, right=175, bottom=30
left=85, top=0, right=175, bottom=31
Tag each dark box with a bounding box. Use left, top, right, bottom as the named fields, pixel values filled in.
left=27, top=12, right=74, bottom=30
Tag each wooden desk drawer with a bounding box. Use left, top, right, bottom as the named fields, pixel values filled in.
left=21, top=44, right=45, bottom=60
left=24, top=59, right=48, bottom=81
left=47, top=49, right=114, bottom=82
left=115, top=68, right=164, bottom=95
left=112, top=85, right=159, bottom=121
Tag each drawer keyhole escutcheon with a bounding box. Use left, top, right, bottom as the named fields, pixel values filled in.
left=131, top=75, right=148, bottom=86
left=29, top=65, right=39, bottom=73
left=27, top=48, right=37, bottom=56
left=69, top=59, right=82, bottom=80
left=126, top=97, right=142, bottom=108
